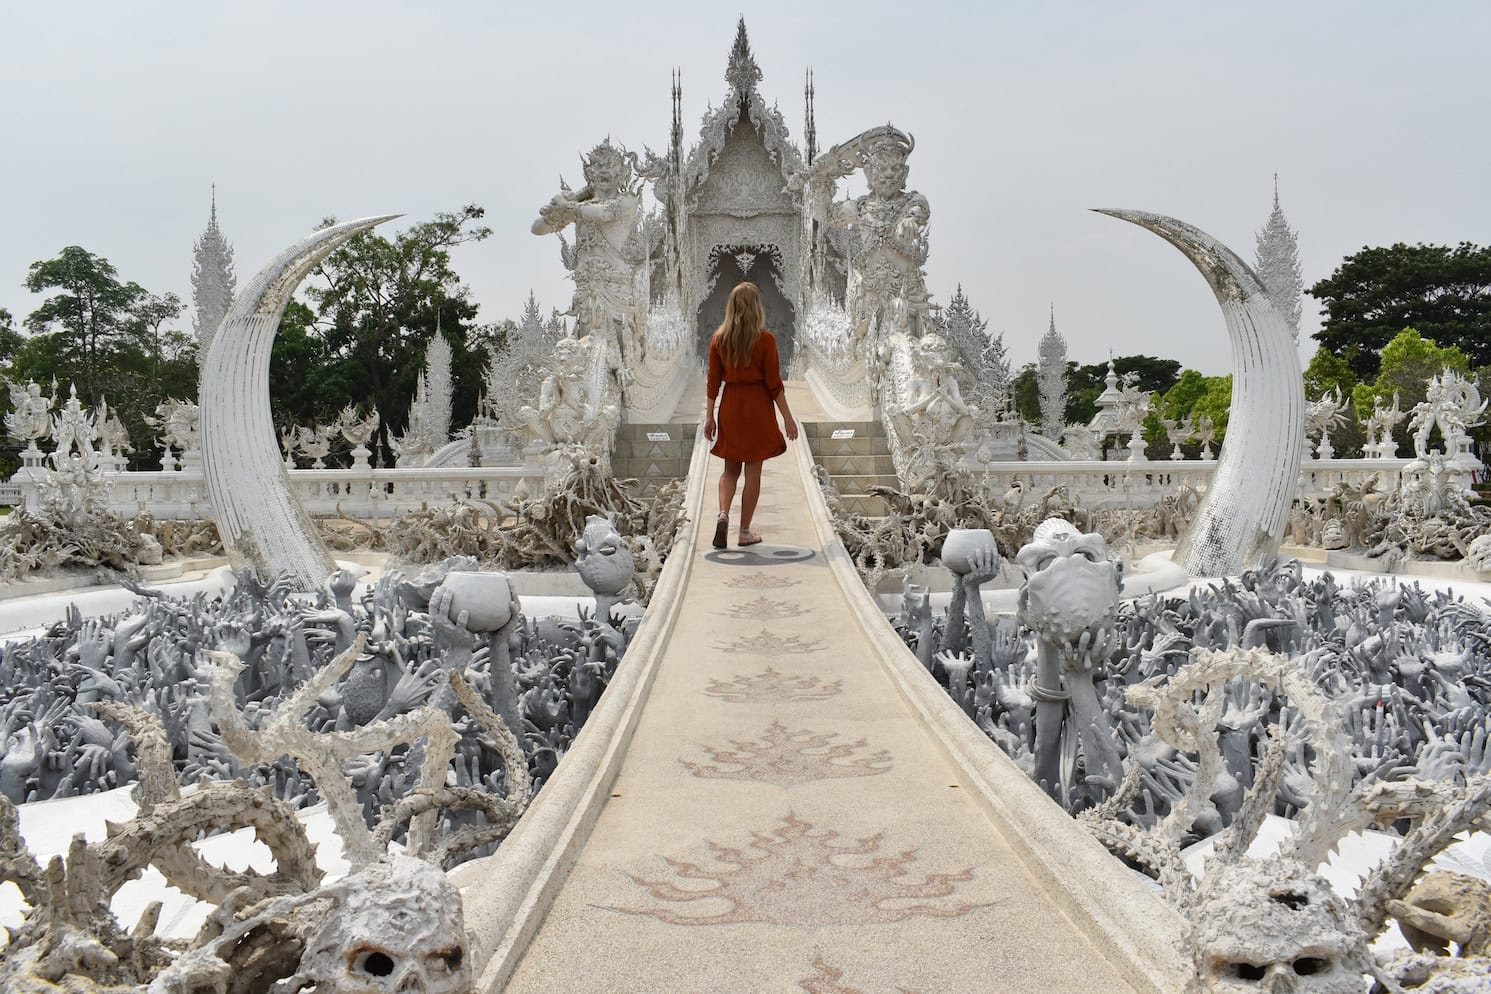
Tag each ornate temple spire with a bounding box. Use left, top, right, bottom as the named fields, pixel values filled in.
left=1254, top=172, right=1304, bottom=340
left=191, top=183, right=237, bottom=363
left=670, top=68, right=684, bottom=174
left=804, top=68, right=817, bottom=163
left=725, top=17, right=762, bottom=97
left=1037, top=305, right=1068, bottom=439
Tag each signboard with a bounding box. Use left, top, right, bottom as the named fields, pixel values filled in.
left=830, top=428, right=856, bottom=440
left=646, top=431, right=672, bottom=442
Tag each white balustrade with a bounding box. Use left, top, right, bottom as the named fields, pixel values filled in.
left=9, top=456, right=1411, bottom=521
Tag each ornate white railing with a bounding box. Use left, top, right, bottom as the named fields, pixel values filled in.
left=5, top=448, right=1409, bottom=521
left=10, top=465, right=547, bottom=520
left=974, top=457, right=1411, bottom=509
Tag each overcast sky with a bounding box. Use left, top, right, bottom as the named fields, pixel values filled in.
left=3, top=1, right=1487, bottom=376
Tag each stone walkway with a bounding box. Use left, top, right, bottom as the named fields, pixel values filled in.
left=502, top=423, right=1148, bottom=993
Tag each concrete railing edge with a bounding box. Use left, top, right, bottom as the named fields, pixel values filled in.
left=792, top=440, right=1192, bottom=990
left=458, top=430, right=710, bottom=992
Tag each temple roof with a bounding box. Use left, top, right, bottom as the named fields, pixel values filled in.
left=680, top=19, right=805, bottom=210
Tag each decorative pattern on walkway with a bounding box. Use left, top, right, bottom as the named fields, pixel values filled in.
left=703, top=667, right=843, bottom=704
left=611, top=813, right=988, bottom=926
left=501, top=415, right=1146, bottom=993
left=682, top=721, right=892, bottom=784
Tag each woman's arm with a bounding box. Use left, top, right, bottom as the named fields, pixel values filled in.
left=762, top=332, right=797, bottom=441
left=704, top=337, right=722, bottom=441
left=774, top=390, right=799, bottom=441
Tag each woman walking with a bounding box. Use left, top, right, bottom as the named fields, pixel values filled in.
left=703, top=282, right=799, bottom=549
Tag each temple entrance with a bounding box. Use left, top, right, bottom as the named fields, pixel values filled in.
left=696, top=244, right=796, bottom=374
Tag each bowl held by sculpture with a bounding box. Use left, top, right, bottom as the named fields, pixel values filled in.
left=435, top=570, right=513, bottom=632
left=941, top=528, right=998, bottom=575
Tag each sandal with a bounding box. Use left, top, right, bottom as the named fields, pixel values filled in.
left=738, top=529, right=764, bottom=547
left=712, top=512, right=730, bottom=549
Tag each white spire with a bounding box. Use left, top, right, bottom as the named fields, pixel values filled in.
left=191, top=183, right=237, bottom=362
left=1254, top=173, right=1303, bottom=340
left=1036, top=305, right=1068, bottom=439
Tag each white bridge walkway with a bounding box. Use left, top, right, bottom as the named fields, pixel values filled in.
left=456, top=384, right=1188, bottom=993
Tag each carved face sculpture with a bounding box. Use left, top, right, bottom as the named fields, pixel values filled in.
left=294, top=855, right=471, bottom=994
left=575, top=514, right=634, bottom=596
left=582, top=141, right=628, bottom=195
left=1016, top=518, right=1120, bottom=644
left=1191, top=858, right=1365, bottom=994
left=865, top=142, right=909, bottom=197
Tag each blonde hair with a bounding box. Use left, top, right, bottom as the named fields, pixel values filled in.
left=714, top=282, right=764, bottom=368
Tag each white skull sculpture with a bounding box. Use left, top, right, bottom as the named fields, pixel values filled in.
left=289, top=854, right=472, bottom=994
left=1190, top=857, right=1368, bottom=994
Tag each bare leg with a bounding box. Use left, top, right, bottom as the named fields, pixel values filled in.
left=718, top=460, right=742, bottom=515
left=739, top=461, right=763, bottom=535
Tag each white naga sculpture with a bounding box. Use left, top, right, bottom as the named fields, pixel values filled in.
left=519, top=335, right=621, bottom=487
left=147, top=397, right=200, bottom=471
left=5, top=379, right=54, bottom=465
left=337, top=404, right=379, bottom=469
left=200, top=216, right=399, bottom=589
left=531, top=139, right=648, bottom=371
left=884, top=332, right=976, bottom=493
left=808, top=125, right=931, bottom=348
left=1098, top=211, right=1303, bottom=577
left=1365, top=390, right=1405, bottom=458
left=1411, top=370, right=1485, bottom=467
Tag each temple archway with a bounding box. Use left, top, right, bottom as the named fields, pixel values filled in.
left=696, top=244, right=796, bottom=373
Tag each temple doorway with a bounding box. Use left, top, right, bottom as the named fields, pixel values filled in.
left=696, top=244, right=796, bottom=374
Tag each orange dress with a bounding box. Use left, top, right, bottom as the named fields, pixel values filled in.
left=708, top=330, right=787, bottom=463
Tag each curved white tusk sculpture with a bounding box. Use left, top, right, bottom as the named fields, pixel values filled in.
left=1094, top=210, right=1303, bottom=577
left=200, top=216, right=400, bottom=589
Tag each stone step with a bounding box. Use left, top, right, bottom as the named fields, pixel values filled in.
left=612, top=456, right=691, bottom=480
left=838, top=493, right=890, bottom=517
left=616, top=422, right=696, bottom=443
left=810, top=435, right=892, bottom=458
left=816, top=453, right=896, bottom=476
left=614, top=439, right=695, bottom=461
left=802, top=420, right=883, bottom=440
left=829, top=472, right=899, bottom=495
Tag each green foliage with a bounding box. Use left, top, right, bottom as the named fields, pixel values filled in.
left=0, top=308, right=22, bottom=366
left=1063, top=355, right=1181, bottom=426
left=1303, top=346, right=1357, bottom=401
left=1157, top=369, right=1209, bottom=421
left=1154, top=369, right=1233, bottom=451
left=1349, top=328, right=1469, bottom=420
left=293, top=206, right=495, bottom=464
left=1309, top=241, right=1491, bottom=380
left=1011, top=362, right=1040, bottom=423
left=14, top=247, right=195, bottom=469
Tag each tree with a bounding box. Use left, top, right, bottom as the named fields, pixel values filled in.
left=1303, top=346, right=1357, bottom=401
left=18, top=248, right=194, bottom=467
left=295, top=206, right=494, bottom=463
left=1309, top=242, right=1491, bottom=380
left=0, top=308, right=22, bottom=366
left=1064, top=355, right=1182, bottom=426
left=1350, top=327, right=1469, bottom=420
left=23, top=246, right=150, bottom=400
left=1254, top=176, right=1303, bottom=339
